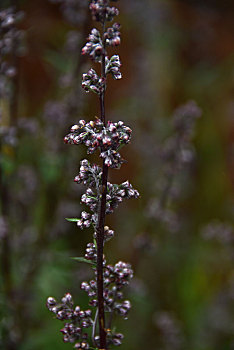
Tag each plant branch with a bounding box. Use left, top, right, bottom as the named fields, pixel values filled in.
left=92, top=309, right=99, bottom=347
left=96, top=20, right=108, bottom=350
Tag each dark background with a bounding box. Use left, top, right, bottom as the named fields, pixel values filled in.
left=1, top=0, right=234, bottom=349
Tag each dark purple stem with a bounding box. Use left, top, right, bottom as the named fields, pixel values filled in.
left=96, top=21, right=108, bottom=350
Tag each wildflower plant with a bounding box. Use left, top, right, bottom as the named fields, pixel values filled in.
left=46, top=1, right=139, bottom=349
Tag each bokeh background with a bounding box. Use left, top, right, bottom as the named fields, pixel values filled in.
left=1, top=0, right=234, bottom=349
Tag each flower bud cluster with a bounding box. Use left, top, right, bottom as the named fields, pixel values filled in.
left=79, top=180, right=139, bottom=215
left=81, top=187, right=98, bottom=213
left=93, top=225, right=115, bottom=242
left=80, top=260, right=132, bottom=321
left=104, top=225, right=114, bottom=241
left=111, top=261, right=133, bottom=288
left=49, top=0, right=88, bottom=26
left=65, top=30, right=81, bottom=54
left=105, top=55, right=122, bottom=80
left=77, top=211, right=92, bottom=230
left=89, top=0, right=119, bottom=23
left=106, top=181, right=139, bottom=214
left=0, top=7, right=24, bottom=55
left=76, top=212, right=98, bottom=229
left=108, top=332, right=124, bottom=346
left=102, top=262, right=133, bottom=319
left=0, top=61, right=16, bottom=78
left=46, top=293, right=93, bottom=349
left=113, top=299, right=131, bottom=319
left=104, top=23, right=121, bottom=46
left=0, top=7, right=25, bottom=97
left=159, top=101, right=201, bottom=177
left=73, top=163, right=138, bottom=230
left=201, top=221, right=234, bottom=245
left=81, top=279, right=97, bottom=299
left=154, top=312, right=184, bottom=350
left=82, top=1, right=122, bottom=95
left=82, top=68, right=105, bottom=94
left=82, top=28, right=104, bottom=62
left=84, top=242, right=97, bottom=262
left=64, top=119, right=132, bottom=168
left=74, top=340, right=90, bottom=350
left=173, top=100, right=202, bottom=140
left=0, top=125, right=17, bottom=146
left=46, top=294, right=93, bottom=345
left=95, top=331, right=124, bottom=347
left=0, top=8, right=15, bottom=29
left=74, top=159, right=102, bottom=188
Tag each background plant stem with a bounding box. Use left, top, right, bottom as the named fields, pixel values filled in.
left=0, top=1, right=19, bottom=347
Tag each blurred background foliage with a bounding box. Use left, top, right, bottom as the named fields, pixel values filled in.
left=0, top=0, right=234, bottom=349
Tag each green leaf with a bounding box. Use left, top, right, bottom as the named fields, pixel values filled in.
left=93, top=238, right=97, bottom=250
left=71, top=257, right=96, bottom=265
left=65, top=218, right=80, bottom=222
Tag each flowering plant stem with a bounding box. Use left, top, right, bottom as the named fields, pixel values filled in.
left=47, top=1, right=139, bottom=349
left=97, top=21, right=108, bottom=350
